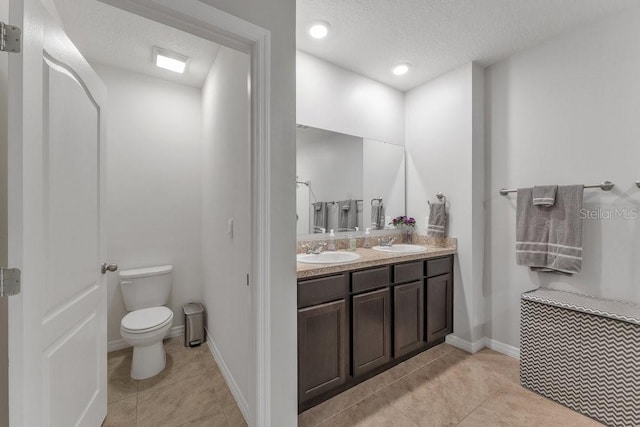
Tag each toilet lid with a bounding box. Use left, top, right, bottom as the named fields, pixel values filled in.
left=121, top=306, right=173, bottom=333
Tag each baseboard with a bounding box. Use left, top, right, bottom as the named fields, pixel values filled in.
left=204, top=328, right=250, bottom=424
left=445, top=335, right=521, bottom=360
left=485, top=338, right=521, bottom=360
left=445, top=334, right=487, bottom=353
left=107, top=325, right=184, bottom=353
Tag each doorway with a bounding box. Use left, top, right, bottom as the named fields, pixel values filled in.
left=56, top=0, right=253, bottom=423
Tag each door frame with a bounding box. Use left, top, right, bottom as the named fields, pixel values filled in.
left=8, top=0, right=273, bottom=426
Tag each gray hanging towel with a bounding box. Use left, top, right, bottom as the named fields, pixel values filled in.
left=427, top=201, right=447, bottom=237
left=326, top=202, right=339, bottom=232
left=312, top=202, right=327, bottom=231
left=532, top=185, right=558, bottom=207
left=371, top=200, right=385, bottom=230
left=338, top=199, right=357, bottom=231
left=516, top=185, right=584, bottom=274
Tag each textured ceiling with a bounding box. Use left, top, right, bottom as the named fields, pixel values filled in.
left=297, top=0, right=638, bottom=92
left=53, top=0, right=221, bottom=88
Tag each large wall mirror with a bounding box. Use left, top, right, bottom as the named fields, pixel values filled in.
left=296, top=125, right=406, bottom=237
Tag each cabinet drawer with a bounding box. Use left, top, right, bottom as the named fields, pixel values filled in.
left=351, top=266, right=390, bottom=293
left=298, top=274, right=348, bottom=308
left=426, top=257, right=452, bottom=278
left=393, top=261, right=424, bottom=284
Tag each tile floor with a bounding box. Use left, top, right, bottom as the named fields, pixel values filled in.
left=298, top=344, right=603, bottom=427
left=104, top=337, right=247, bottom=427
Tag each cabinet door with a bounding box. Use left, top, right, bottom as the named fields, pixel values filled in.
left=394, top=280, right=425, bottom=357
left=426, top=273, right=453, bottom=343
left=352, top=288, right=391, bottom=376
left=298, top=299, right=348, bottom=403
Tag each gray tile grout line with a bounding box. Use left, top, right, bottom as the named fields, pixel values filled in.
left=315, top=345, right=457, bottom=426
left=453, top=352, right=526, bottom=426
left=454, top=390, right=496, bottom=426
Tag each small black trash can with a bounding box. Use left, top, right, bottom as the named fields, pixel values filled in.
left=183, top=302, right=205, bottom=347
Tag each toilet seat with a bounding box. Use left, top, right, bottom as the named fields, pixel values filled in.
left=121, top=306, right=173, bottom=334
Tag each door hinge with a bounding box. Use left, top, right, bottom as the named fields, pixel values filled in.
left=246, top=274, right=250, bottom=287
left=0, top=268, right=21, bottom=297
left=0, top=22, right=21, bottom=53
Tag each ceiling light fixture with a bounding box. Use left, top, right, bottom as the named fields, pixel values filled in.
left=153, top=47, right=189, bottom=74
left=392, top=63, right=411, bottom=76
left=308, top=21, right=330, bottom=39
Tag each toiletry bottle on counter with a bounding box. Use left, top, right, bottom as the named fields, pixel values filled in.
left=348, top=232, right=357, bottom=251
left=328, top=229, right=336, bottom=251
left=364, top=228, right=372, bottom=248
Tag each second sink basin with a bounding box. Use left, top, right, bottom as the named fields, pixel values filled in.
left=372, top=244, right=428, bottom=254
left=297, top=251, right=361, bottom=264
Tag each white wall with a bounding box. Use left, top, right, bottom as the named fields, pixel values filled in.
left=485, top=7, right=640, bottom=348
left=297, top=51, right=405, bottom=146
left=95, top=64, right=204, bottom=344
left=201, top=46, right=252, bottom=415
left=199, top=2, right=298, bottom=424
left=405, top=63, right=485, bottom=343
left=363, top=140, right=405, bottom=228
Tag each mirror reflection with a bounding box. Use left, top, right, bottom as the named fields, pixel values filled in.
left=296, top=126, right=405, bottom=236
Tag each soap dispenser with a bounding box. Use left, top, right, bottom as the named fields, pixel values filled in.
left=363, top=228, right=372, bottom=248
left=348, top=227, right=358, bottom=251
left=328, top=229, right=337, bottom=251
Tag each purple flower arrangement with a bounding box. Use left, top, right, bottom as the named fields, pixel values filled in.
left=390, top=216, right=416, bottom=228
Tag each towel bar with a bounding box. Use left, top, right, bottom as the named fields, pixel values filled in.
left=499, top=181, right=614, bottom=196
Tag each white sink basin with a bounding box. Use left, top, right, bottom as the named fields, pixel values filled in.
left=371, top=244, right=428, bottom=254
left=297, top=251, right=361, bottom=264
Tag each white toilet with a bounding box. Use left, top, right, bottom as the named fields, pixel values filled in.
left=119, top=265, right=174, bottom=380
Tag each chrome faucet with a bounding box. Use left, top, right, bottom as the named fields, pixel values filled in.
left=304, top=242, right=327, bottom=254
left=379, top=236, right=396, bottom=247
left=312, top=226, right=327, bottom=234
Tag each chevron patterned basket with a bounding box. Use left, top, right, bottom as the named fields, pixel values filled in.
left=520, top=289, right=640, bottom=427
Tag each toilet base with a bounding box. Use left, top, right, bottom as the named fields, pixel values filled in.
left=131, top=341, right=167, bottom=380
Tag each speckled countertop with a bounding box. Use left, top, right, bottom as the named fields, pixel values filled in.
left=297, top=245, right=456, bottom=279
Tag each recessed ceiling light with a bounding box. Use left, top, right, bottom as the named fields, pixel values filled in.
left=392, top=63, right=411, bottom=76
left=309, top=21, right=330, bottom=39
left=153, top=47, right=189, bottom=74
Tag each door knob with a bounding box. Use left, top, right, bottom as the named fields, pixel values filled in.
left=101, top=263, right=118, bottom=274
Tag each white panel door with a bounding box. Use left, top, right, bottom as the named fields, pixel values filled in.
left=7, top=0, right=108, bottom=425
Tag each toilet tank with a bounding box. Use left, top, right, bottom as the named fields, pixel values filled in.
left=119, top=265, right=173, bottom=312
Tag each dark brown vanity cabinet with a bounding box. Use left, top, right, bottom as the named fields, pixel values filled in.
left=393, top=280, right=424, bottom=357
left=352, top=287, right=392, bottom=376
left=297, top=274, right=349, bottom=403
left=298, top=299, right=348, bottom=402
left=298, top=255, right=453, bottom=410
left=426, top=268, right=453, bottom=343
left=392, top=260, right=426, bottom=358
